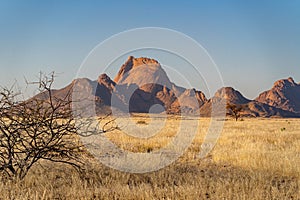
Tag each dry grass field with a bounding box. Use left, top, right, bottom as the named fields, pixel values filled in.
left=0, top=116, right=299, bottom=200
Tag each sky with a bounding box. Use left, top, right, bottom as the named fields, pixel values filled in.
left=0, top=1, right=299, bottom=99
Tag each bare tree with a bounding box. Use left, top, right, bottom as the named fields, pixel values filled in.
left=0, top=72, right=115, bottom=180
left=226, top=103, right=247, bottom=121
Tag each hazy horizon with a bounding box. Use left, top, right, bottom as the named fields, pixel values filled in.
left=0, top=1, right=299, bottom=99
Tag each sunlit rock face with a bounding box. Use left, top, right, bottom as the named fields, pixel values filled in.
left=256, top=77, right=300, bottom=113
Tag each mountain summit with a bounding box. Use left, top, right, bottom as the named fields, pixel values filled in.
left=255, top=77, right=300, bottom=113
left=114, top=56, right=170, bottom=86
left=214, top=87, right=251, bottom=104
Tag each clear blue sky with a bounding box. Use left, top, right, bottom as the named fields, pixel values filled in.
left=0, top=1, right=299, bottom=99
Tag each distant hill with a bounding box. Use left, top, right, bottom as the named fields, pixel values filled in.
left=32, top=56, right=300, bottom=118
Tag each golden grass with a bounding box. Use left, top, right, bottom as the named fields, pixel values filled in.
left=1, top=116, right=299, bottom=199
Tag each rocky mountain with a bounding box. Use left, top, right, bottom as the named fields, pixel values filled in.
left=200, top=87, right=250, bottom=117
left=199, top=86, right=299, bottom=118
left=213, top=87, right=251, bottom=105
left=255, top=77, right=300, bottom=114
left=63, top=56, right=206, bottom=115
left=33, top=56, right=300, bottom=118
